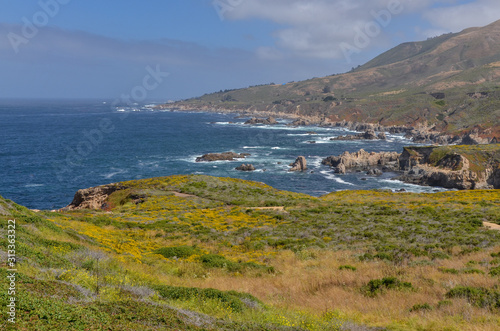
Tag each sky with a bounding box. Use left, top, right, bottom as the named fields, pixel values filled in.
left=0, top=0, right=499, bottom=101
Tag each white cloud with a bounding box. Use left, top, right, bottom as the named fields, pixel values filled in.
left=423, top=0, right=500, bottom=36
left=225, top=0, right=433, bottom=60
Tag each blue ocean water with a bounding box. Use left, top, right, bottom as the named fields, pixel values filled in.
left=0, top=99, right=445, bottom=210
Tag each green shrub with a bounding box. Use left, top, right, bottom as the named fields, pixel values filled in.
left=446, top=286, right=500, bottom=308
left=489, top=266, right=500, bottom=276
left=153, top=285, right=262, bottom=312
left=410, top=303, right=433, bottom=312
left=338, top=265, right=357, bottom=271
left=362, top=277, right=413, bottom=297
left=199, top=254, right=233, bottom=268
left=463, top=268, right=485, bottom=275
left=374, top=252, right=393, bottom=261
left=438, top=267, right=459, bottom=274
left=437, top=300, right=452, bottom=309
left=155, top=246, right=200, bottom=259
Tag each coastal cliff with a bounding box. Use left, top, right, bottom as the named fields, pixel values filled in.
left=398, top=144, right=500, bottom=189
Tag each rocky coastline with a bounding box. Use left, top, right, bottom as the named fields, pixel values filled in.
left=157, top=104, right=497, bottom=145
left=321, top=145, right=500, bottom=190
left=322, top=150, right=400, bottom=175
left=156, top=105, right=499, bottom=191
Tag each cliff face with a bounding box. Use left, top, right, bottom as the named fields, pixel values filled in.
left=64, top=184, right=125, bottom=210
left=398, top=145, right=500, bottom=189
left=322, top=149, right=400, bottom=174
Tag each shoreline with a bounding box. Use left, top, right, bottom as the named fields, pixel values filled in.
left=157, top=104, right=496, bottom=146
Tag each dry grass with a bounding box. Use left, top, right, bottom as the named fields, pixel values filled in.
left=155, top=249, right=500, bottom=330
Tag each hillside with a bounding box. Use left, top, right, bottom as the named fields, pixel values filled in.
left=164, top=20, right=500, bottom=139
left=2, top=176, right=500, bottom=330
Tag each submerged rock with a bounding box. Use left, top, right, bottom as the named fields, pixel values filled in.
left=196, top=152, right=250, bottom=162
left=244, top=117, right=278, bottom=125
left=236, top=164, right=256, bottom=171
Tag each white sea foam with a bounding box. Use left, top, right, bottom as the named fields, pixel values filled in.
left=319, top=170, right=355, bottom=186
left=376, top=178, right=450, bottom=193
left=25, top=184, right=45, bottom=188
left=308, top=156, right=323, bottom=168
left=103, top=168, right=128, bottom=179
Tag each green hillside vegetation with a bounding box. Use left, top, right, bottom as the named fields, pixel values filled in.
left=2, top=175, right=500, bottom=330
left=169, top=20, right=500, bottom=138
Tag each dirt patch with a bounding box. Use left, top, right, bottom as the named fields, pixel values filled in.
left=484, top=222, right=500, bottom=230
left=247, top=206, right=287, bottom=213
left=172, top=192, right=199, bottom=198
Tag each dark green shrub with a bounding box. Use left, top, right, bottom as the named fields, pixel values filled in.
left=446, top=286, right=500, bottom=308
left=362, top=277, right=413, bottom=297
left=359, top=253, right=374, bottom=261
left=155, top=246, right=200, bottom=259
left=430, top=251, right=450, bottom=260
left=153, top=285, right=262, bottom=312
left=374, top=252, right=393, bottom=261
left=323, top=96, right=337, bottom=102
left=463, top=268, right=485, bottom=275
left=437, top=300, right=452, bottom=309
left=489, top=266, right=500, bottom=276
left=438, top=267, right=459, bottom=274
left=199, top=254, right=232, bottom=268
left=339, top=265, right=357, bottom=271
left=410, top=303, right=433, bottom=312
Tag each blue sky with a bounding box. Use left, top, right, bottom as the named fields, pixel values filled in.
left=0, top=0, right=499, bottom=100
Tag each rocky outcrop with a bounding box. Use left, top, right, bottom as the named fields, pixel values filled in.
left=289, top=156, right=307, bottom=171
left=398, top=145, right=500, bottom=189
left=245, top=117, right=278, bottom=125
left=236, top=164, right=256, bottom=171
left=196, top=152, right=250, bottom=162
left=330, top=130, right=386, bottom=141
left=288, top=119, right=314, bottom=127
left=64, top=184, right=125, bottom=210
left=322, top=149, right=400, bottom=174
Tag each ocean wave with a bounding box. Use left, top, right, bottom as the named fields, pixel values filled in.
left=103, top=168, right=129, bottom=179
left=319, top=170, right=355, bottom=186
left=376, top=178, right=450, bottom=193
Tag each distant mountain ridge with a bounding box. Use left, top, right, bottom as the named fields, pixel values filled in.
left=164, top=20, right=500, bottom=140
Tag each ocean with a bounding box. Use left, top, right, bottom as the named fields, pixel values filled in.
left=0, top=99, right=446, bottom=210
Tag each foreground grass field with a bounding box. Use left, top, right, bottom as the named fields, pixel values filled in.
left=1, top=175, right=500, bottom=330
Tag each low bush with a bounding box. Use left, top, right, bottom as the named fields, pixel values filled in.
left=446, top=286, right=500, bottom=308
left=410, top=303, right=433, bottom=312
left=362, top=277, right=413, bottom=297
left=153, top=285, right=262, bottom=312
left=155, top=246, right=200, bottom=259
left=338, top=265, right=357, bottom=271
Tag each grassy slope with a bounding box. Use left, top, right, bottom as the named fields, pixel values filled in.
left=170, top=22, right=500, bottom=137
left=2, top=176, right=500, bottom=330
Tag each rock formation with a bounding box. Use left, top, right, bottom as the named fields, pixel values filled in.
left=398, top=145, right=500, bottom=189
left=322, top=149, right=400, bottom=174
left=244, top=117, right=278, bottom=125
left=289, top=156, right=307, bottom=171
left=64, top=184, right=125, bottom=210
left=196, top=152, right=250, bottom=162
left=330, top=130, right=386, bottom=141
left=236, top=164, right=256, bottom=171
